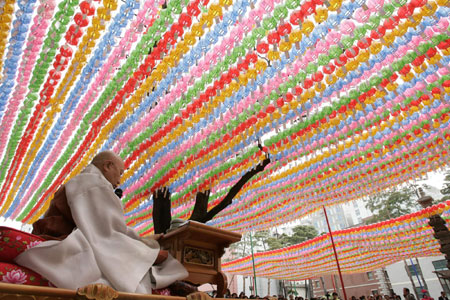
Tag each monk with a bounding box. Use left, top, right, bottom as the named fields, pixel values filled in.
left=16, top=151, right=188, bottom=294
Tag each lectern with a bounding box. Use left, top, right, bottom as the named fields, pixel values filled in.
left=159, top=221, right=241, bottom=297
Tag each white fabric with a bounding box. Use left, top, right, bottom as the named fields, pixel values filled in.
left=16, top=164, right=188, bottom=293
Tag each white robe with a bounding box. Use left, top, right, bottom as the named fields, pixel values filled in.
left=16, top=164, right=188, bottom=293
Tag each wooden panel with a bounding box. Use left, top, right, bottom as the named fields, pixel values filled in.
left=0, top=283, right=186, bottom=300
left=159, top=221, right=241, bottom=298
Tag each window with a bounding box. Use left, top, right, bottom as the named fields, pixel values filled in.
left=432, top=259, right=450, bottom=294
left=314, top=281, right=320, bottom=288
left=415, top=287, right=425, bottom=299
left=433, top=259, right=448, bottom=271
left=408, top=264, right=423, bottom=277
left=367, top=271, right=374, bottom=280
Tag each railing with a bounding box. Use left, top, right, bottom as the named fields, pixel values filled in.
left=0, top=282, right=194, bottom=300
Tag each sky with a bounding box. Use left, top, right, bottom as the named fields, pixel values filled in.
left=0, top=217, right=32, bottom=231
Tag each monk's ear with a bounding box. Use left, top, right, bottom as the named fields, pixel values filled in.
left=102, top=161, right=113, bottom=172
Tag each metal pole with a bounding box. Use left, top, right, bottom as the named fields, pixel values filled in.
left=404, top=260, right=420, bottom=300
left=330, top=275, right=336, bottom=292
left=250, top=231, right=258, bottom=295
left=409, top=258, right=424, bottom=290
left=305, top=279, right=308, bottom=299
left=320, top=276, right=327, bottom=296
left=323, top=206, right=348, bottom=300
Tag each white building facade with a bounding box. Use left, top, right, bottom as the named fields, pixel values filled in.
left=385, top=256, right=450, bottom=300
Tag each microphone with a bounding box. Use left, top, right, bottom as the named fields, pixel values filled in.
left=114, top=188, right=123, bottom=199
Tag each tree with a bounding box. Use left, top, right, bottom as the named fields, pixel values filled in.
left=152, top=153, right=270, bottom=234
left=265, top=226, right=318, bottom=296
left=265, top=234, right=285, bottom=250
left=365, top=186, right=421, bottom=224
left=265, top=225, right=318, bottom=250
left=252, top=230, right=272, bottom=294
left=287, top=225, right=318, bottom=244
left=226, top=230, right=272, bottom=260
left=225, top=231, right=272, bottom=295
left=227, top=234, right=252, bottom=261
left=189, top=155, right=270, bottom=224
left=253, top=230, right=271, bottom=252
left=226, top=227, right=318, bottom=296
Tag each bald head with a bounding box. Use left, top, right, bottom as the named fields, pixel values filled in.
left=92, top=151, right=125, bottom=188
left=92, top=150, right=120, bottom=166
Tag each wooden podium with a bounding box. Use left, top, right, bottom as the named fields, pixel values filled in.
left=159, top=221, right=241, bottom=297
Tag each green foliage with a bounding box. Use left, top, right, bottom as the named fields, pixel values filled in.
left=290, top=225, right=319, bottom=243
left=365, top=185, right=421, bottom=224
left=441, top=195, right=450, bottom=202
left=264, top=225, right=319, bottom=250
left=265, top=235, right=285, bottom=250
left=226, top=226, right=319, bottom=260
left=265, top=225, right=319, bottom=250
left=227, top=234, right=252, bottom=261
left=253, top=230, right=271, bottom=252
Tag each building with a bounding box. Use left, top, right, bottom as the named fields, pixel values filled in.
left=225, top=176, right=449, bottom=298
left=309, top=255, right=450, bottom=300
left=311, top=270, right=389, bottom=298
left=234, top=276, right=284, bottom=297
left=299, top=200, right=372, bottom=234
left=385, top=256, right=450, bottom=300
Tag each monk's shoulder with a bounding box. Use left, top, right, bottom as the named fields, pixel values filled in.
left=66, top=172, right=111, bottom=194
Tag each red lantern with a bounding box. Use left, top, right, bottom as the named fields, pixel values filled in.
left=304, top=78, right=313, bottom=89
left=80, top=1, right=95, bottom=16
left=187, top=2, right=201, bottom=16
left=338, top=105, right=347, bottom=114
left=267, top=32, right=281, bottom=44
left=311, top=71, right=324, bottom=82
left=323, top=64, right=335, bottom=74
left=329, top=110, right=337, bottom=119
left=181, top=109, right=189, bottom=119
left=278, top=23, right=292, bottom=36
left=276, top=97, right=284, bottom=108
left=357, top=37, right=372, bottom=49
left=426, top=47, right=437, bottom=58
left=301, top=1, right=315, bottom=15
left=385, top=16, right=400, bottom=29
left=266, top=105, right=276, bottom=114
left=49, top=69, right=61, bottom=80
left=60, top=45, right=73, bottom=57
left=237, top=61, right=249, bottom=71
left=258, top=111, right=267, bottom=119
left=345, top=46, right=360, bottom=58
left=180, top=13, right=192, bottom=27
left=334, top=54, right=348, bottom=67
left=285, top=92, right=294, bottom=102
left=399, top=64, right=411, bottom=76
left=437, top=40, right=450, bottom=50
left=289, top=10, right=303, bottom=25
left=257, top=42, right=269, bottom=54
left=74, top=13, right=89, bottom=27
left=246, top=53, right=258, bottom=63
left=398, top=5, right=413, bottom=19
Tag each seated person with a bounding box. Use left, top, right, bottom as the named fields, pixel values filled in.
left=15, top=151, right=188, bottom=294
